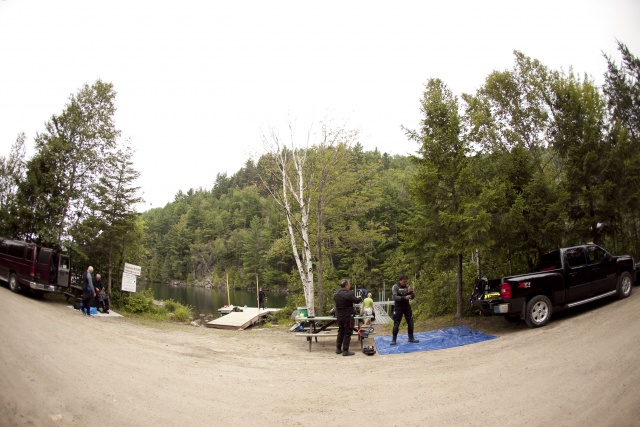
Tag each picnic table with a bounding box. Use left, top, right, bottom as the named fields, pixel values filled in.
left=63, top=284, right=83, bottom=303
left=295, top=315, right=374, bottom=352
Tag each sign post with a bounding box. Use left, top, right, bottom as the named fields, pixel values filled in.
left=122, top=263, right=141, bottom=293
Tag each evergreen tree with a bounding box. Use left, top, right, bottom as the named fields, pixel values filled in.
left=550, top=71, right=609, bottom=244
left=405, top=78, right=487, bottom=318
left=603, top=41, right=640, bottom=256
left=69, top=145, right=143, bottom=293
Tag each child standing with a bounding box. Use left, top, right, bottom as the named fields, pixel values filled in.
left=362, top=292, right=374, bottom=326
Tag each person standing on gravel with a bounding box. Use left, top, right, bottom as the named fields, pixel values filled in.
left=334, top=279, right=362, bottom=356
left=82, top=266, right=95, bottom=316
left=391, top=273, right=420, bottom=345
left=361, top=292, right=374, bottom=326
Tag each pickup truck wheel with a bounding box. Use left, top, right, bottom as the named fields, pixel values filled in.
left=8, top=273, right=21, bottom=293
left=525, top=295, right=552, bottom=328
left=617, top=271, right=632, bottom=299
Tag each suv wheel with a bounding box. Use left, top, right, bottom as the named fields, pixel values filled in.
left=8, top=274, right=21, bottom=293
left=525, top=295, right=552, bottom=328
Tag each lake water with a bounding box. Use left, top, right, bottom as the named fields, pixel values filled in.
left=137, top=282, right=289, bottom=317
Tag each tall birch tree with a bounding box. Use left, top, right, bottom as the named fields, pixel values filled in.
left=261, top=124, right=316, bottom=315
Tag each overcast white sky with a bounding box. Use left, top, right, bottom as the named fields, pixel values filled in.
left=1, top=0, right=639, bottom=210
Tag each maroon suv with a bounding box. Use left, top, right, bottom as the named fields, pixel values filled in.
left=0, top=237, right=71, bottom=296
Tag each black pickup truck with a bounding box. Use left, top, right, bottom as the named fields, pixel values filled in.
left=469, top=244, right=636, bottom=327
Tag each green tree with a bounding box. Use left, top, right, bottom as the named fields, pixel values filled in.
left=309, top=124, right=382, bottom=313
left=604, top=41, right=640, bottom=141
left=405, top=78, right=488, bottom=318
left=69, top=145, right=143, bottom=294
left=16, top=80, right=120, bottom=246
left=550, top=71, right=609, bottom=244
left=603, top=41, right=640, bottom=256
left=0, top=133, right=27, bottom=237
left=260, top=121, right=382, bottom=315
left=463, top=52, right=566, bottom=271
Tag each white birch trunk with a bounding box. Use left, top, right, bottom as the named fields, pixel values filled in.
left=277, top=146, right=315, bottom=316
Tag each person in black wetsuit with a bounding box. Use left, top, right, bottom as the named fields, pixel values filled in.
left=333, top=279, right=362, bottom=356
left=391, top=273, right=420, bottom=345
left=258, top=288, right=266, bottom=310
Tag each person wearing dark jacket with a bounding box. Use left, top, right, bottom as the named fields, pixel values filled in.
left=82, top=266, right=95, bottom=316
left=391, top=273, right=420, bottom=345
left=333, top=279, right=362, bottom=356
left=93, top=274, right=103, bottom=295
left=94, top=274, right=109, bottom=314
left=259, top=288, right=266, bottom=310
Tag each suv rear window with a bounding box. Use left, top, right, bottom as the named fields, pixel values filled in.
left=7, top=242, right=24, bottom=258
left=37, top=248, right=51, bottom=265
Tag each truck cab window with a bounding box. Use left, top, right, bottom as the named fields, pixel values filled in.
left=587, top=246, right=606, bottom=264
left=565, top=248, right=587, bottom=268
left=536, top=250, right=561, bottom=271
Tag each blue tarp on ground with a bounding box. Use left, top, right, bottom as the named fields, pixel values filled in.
left=373, top=326, right=497, bottom=355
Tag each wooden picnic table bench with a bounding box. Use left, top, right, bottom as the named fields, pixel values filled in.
left=63, top=284, right=83, bottom=302
left=295, top=315, right=374, bottom=352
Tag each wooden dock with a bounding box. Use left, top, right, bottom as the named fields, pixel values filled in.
left=354, top=300, right=394, bottom=325
left=206, top=307, right=280, bottom=330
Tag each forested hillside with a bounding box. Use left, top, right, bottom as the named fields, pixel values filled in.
left=141, top=151, right=414, bottom=295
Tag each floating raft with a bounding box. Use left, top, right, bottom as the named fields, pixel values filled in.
left=206, top=307, right=280, bottom=330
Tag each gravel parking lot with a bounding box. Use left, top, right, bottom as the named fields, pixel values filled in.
left=1, top=285, right=639, bottom=426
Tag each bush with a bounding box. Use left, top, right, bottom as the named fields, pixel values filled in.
left=164, top=299, right=179, bottom=313
left=173, top=304, right=192, bottom=322
left=109, top=288, right=195, bottom=322
left=123, top=289, right=154, bottom=313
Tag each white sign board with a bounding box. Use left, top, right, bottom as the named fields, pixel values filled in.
left=122, top=272, right=137, bottom=292
left=124, top=263, right=142, bottom=276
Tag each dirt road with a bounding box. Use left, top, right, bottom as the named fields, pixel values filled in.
left=1, top=285, right=639, bottom=427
